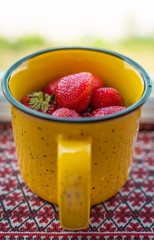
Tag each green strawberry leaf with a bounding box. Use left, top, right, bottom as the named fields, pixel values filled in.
left=32, top=102, right=41, bottom=110
left=29, top=91, right=43, bottom=98
left=45, top=93, right=52, bottom=103
left=28, top=98, right=38, bottom=105
left=41, top=102, right=49, bottom=113
left=27, top=92, right=53, bottom=113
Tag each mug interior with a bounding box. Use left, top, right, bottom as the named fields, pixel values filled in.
left=3, top=48, right=151, bottom=122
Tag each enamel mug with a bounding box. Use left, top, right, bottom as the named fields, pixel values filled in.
left=2, top=47, right=151, bottom=230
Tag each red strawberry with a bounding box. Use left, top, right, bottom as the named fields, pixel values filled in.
left=46, top=104, right=57, bottom=114
left=21, top=94, right=32, bottom=109
left=52, top=108, right=81, bottom=118
left=55, top=72, right=94, bottom=112
left=92, top=106, right=126, bottom=117
left=92, top=75, right=104, bottom=93
left=21, top=91, right=57, bottom=114
left=44, top=77, right=60, bottom=96
left=80, top=106, right=94, bottom=117
left=81, top=111, right=91, bottom=117
left=91, top=87, right=124, bottom=109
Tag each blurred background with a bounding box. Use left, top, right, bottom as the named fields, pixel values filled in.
left=0, top=0, right=154, bottom=72
left=0, top=0, right=154, bottom=122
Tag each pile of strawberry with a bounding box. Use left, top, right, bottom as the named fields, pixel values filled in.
left=21, top=72, right=126, bottom=118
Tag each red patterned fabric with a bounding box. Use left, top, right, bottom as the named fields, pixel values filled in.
left=0, top=123, right=154, bottom=240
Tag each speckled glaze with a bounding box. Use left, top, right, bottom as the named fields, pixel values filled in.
left=2, top=48, right=151, bottom=230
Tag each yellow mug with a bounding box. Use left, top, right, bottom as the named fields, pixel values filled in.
left=2, top=47, right=151, bottom=230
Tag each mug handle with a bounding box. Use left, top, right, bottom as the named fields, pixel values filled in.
left=57, top=135, right=91, bottom=230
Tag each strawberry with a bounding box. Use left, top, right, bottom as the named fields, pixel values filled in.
left=21, top=91, right=57, bottom=114
left=91, top=87, right=124, bottom=109
left=81, top=111, right=91, bottom=117
left=92, top=75, right=104, bottom=93
left=55, top=72, right=94, bottom=112
left=80, top=106, right=94, bottom=117
left=92, top=106, right=126, bottom=117
left=44, top=77, right=60, bottom=96
left=21, top=94, right=32, bottom=109
left=46, top=104, right=57, bottom=114
left=52, top=108, right=81, bottom=118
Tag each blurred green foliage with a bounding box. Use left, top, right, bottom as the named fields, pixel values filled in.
left=15, top=35, right=48, bottom=49
left=1, top=34, right=154, bottom=50
left=0, top=35, right=48, bottom=49
left=0, top=36, right=11, bottom=48
left=120, top=36, right=154, bottom=51
left=0, top=34, right=154, bottom=72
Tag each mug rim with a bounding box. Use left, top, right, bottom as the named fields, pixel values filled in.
left=2, top=47, right=152, bottom=124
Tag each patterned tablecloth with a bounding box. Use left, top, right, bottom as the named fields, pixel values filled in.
left=0, top=123, right=153, bottom=240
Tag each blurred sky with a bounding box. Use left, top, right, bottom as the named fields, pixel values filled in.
left=0, top=0, right=154, bottom=42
